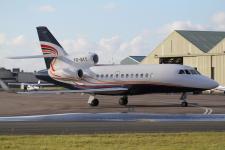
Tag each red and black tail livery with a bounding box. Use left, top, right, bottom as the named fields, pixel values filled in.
left=36, top=26, right=67, bottom=69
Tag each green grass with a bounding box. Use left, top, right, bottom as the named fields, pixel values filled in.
left=0, top=132, right=225, bottom=150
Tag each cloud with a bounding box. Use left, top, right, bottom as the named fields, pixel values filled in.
left=99, top=36, right=122, bottom=51
left=62, top=38, right=96, bottom=57
left=61, top=31, right=151, bottom=64
left=212, top=12, right=225, bottom=30
left=161, top=21, right=207, bottom=34
left=0, top=33, right=6, bottom=46
left=11, top=35, right=26, bottom=46
left=38, top=5, right=55, bottom=13
left=160, top=11, right=225, bottom=34
left=0, top=34, right=44, bottom=72
left=103, top=2, right=118, bottom=11
left=119, top=30, right=152, bottom=56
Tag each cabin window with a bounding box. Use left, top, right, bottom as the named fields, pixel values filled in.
left=96, top=74, right=99, bottom=78
left=126, top=74, right=129, bottom=78
left=131, top=74, right=134, bottom=78
left=116, top=74, right=119, bottom=78
left=105, top=74, right=109, bottom=78
left=185, top=70, right=191, bottom=74
left=150, top=73, right=154, bottom=78
left=178, top=70, right=185, bottom=74
left=140, top=74, right=143, bottom=78
left=101, top=74, right=104, bottom=78
left=136, top=74, right=139, bottom=78
left=145, top=73, right=148, bottom=78
left=110, top=74, right=113, bottom=78
left=121, top=74, right=124, bottom=78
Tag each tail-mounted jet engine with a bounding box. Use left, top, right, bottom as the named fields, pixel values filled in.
left=72, top=53, right=99, bottom=65
left=50, top=68, right=83, bottom=81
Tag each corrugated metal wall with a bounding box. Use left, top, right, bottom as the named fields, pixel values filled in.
left=210, top=38, right=225, bottom=85
left=183, top=57, right=197, bottom=68
left=196, top=56, right=211, bottom=78
left=212, top=55, right=225, bottom=85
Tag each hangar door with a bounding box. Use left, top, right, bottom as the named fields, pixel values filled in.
left=159, top=57, right=183, bottom=64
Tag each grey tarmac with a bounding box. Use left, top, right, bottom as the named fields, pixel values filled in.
left=0, top=121, right=225, bottom=135
left=0, top=92, right=225, bottom=116
left=0, top=92, right=225, bottom=134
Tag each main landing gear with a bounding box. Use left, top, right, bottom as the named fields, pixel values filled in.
left=180, top=92, right=188, bottom=107
left=88, top=95, right=99, bottom=106
left=119, top=96, right=128, bottom=106
left=88, top=95, right=129, bottom=107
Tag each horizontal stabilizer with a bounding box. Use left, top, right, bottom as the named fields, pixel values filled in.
left=7, top=54, right=59, bottom=59
left=8, top=82, right=55, bottom=86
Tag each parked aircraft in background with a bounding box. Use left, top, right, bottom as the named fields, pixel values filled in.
left=8, top=80, right=54, bottom=91
left=9, top=26, right=219, bottom=107
left=212, top=85, right=225, bottom=94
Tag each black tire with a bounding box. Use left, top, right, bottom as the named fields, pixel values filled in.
left=181, top=102, right=188, bottom=107
left=119, top=97, right=128, bottom=106
left=90, top=99, right=99, bottom=106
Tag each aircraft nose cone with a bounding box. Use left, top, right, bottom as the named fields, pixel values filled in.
left=208, top=79, right=219, bottom=89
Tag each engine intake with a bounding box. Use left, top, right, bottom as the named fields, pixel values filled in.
left=92, top=54, right=99, bottom=64
left=77, top=69, right=83, bottom=79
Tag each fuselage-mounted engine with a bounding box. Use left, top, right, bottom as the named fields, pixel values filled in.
left=72, top=53, right=99, bottom=66
left=49, top=67, right=83, bottom=81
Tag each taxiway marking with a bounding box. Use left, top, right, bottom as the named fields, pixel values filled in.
left=190, top=103, right=213, bottom=115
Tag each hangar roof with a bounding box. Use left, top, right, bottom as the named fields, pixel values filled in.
left=129, top=56, right=146, bottom=62
left=176, top=30, right=225, bottom=53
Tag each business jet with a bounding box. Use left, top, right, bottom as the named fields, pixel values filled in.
left=9, top=26, right=219, bottom=107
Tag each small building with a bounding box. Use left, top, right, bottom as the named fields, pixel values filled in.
left=141, top=30, right=225, bottom=86
left=0, top=68, right=15, bottom=83
left=120, top=56, right=146, bottom=65
left=17, top=72, right=39, bottom=83
left=0, top=67, right=43, bottom=87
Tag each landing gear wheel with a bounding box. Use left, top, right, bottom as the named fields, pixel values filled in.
left=119, top=96, right=128, bottom=106
left=90, top=99, right=99, bottom=106
left=181, top=101, right=188, bottom=107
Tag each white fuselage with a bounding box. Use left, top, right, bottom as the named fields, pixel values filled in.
left=48, top=56, right=218, bottom=95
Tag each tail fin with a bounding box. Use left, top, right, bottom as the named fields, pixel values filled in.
left=36, top=26, right=67, bottom=69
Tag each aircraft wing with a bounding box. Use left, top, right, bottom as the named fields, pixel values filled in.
left=17, top=87, right=128, bottom=94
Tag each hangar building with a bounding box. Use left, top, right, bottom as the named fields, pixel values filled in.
left=141, top=30, right=225, bottom=86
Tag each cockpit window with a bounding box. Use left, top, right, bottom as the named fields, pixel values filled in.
left=195, top=70, right=201, bottom=75
left=185, top=70, right=191, bottom=74
left=190, top=70, right=197, bottom=74
left=178, top=70, right=185, bottom=74
left=178, top=69, right=201, bottom=75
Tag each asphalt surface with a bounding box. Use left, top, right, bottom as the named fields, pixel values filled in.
left=0, top=92, right=225, bottom=116
left=0, top=121, right=225, bottom=135
left=0, top=92, right=224, bottom=134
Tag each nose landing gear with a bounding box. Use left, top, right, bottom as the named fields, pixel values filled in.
left=119, top=96, right=128, bottom=106
left=180, top=92, right=188, bottom=107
